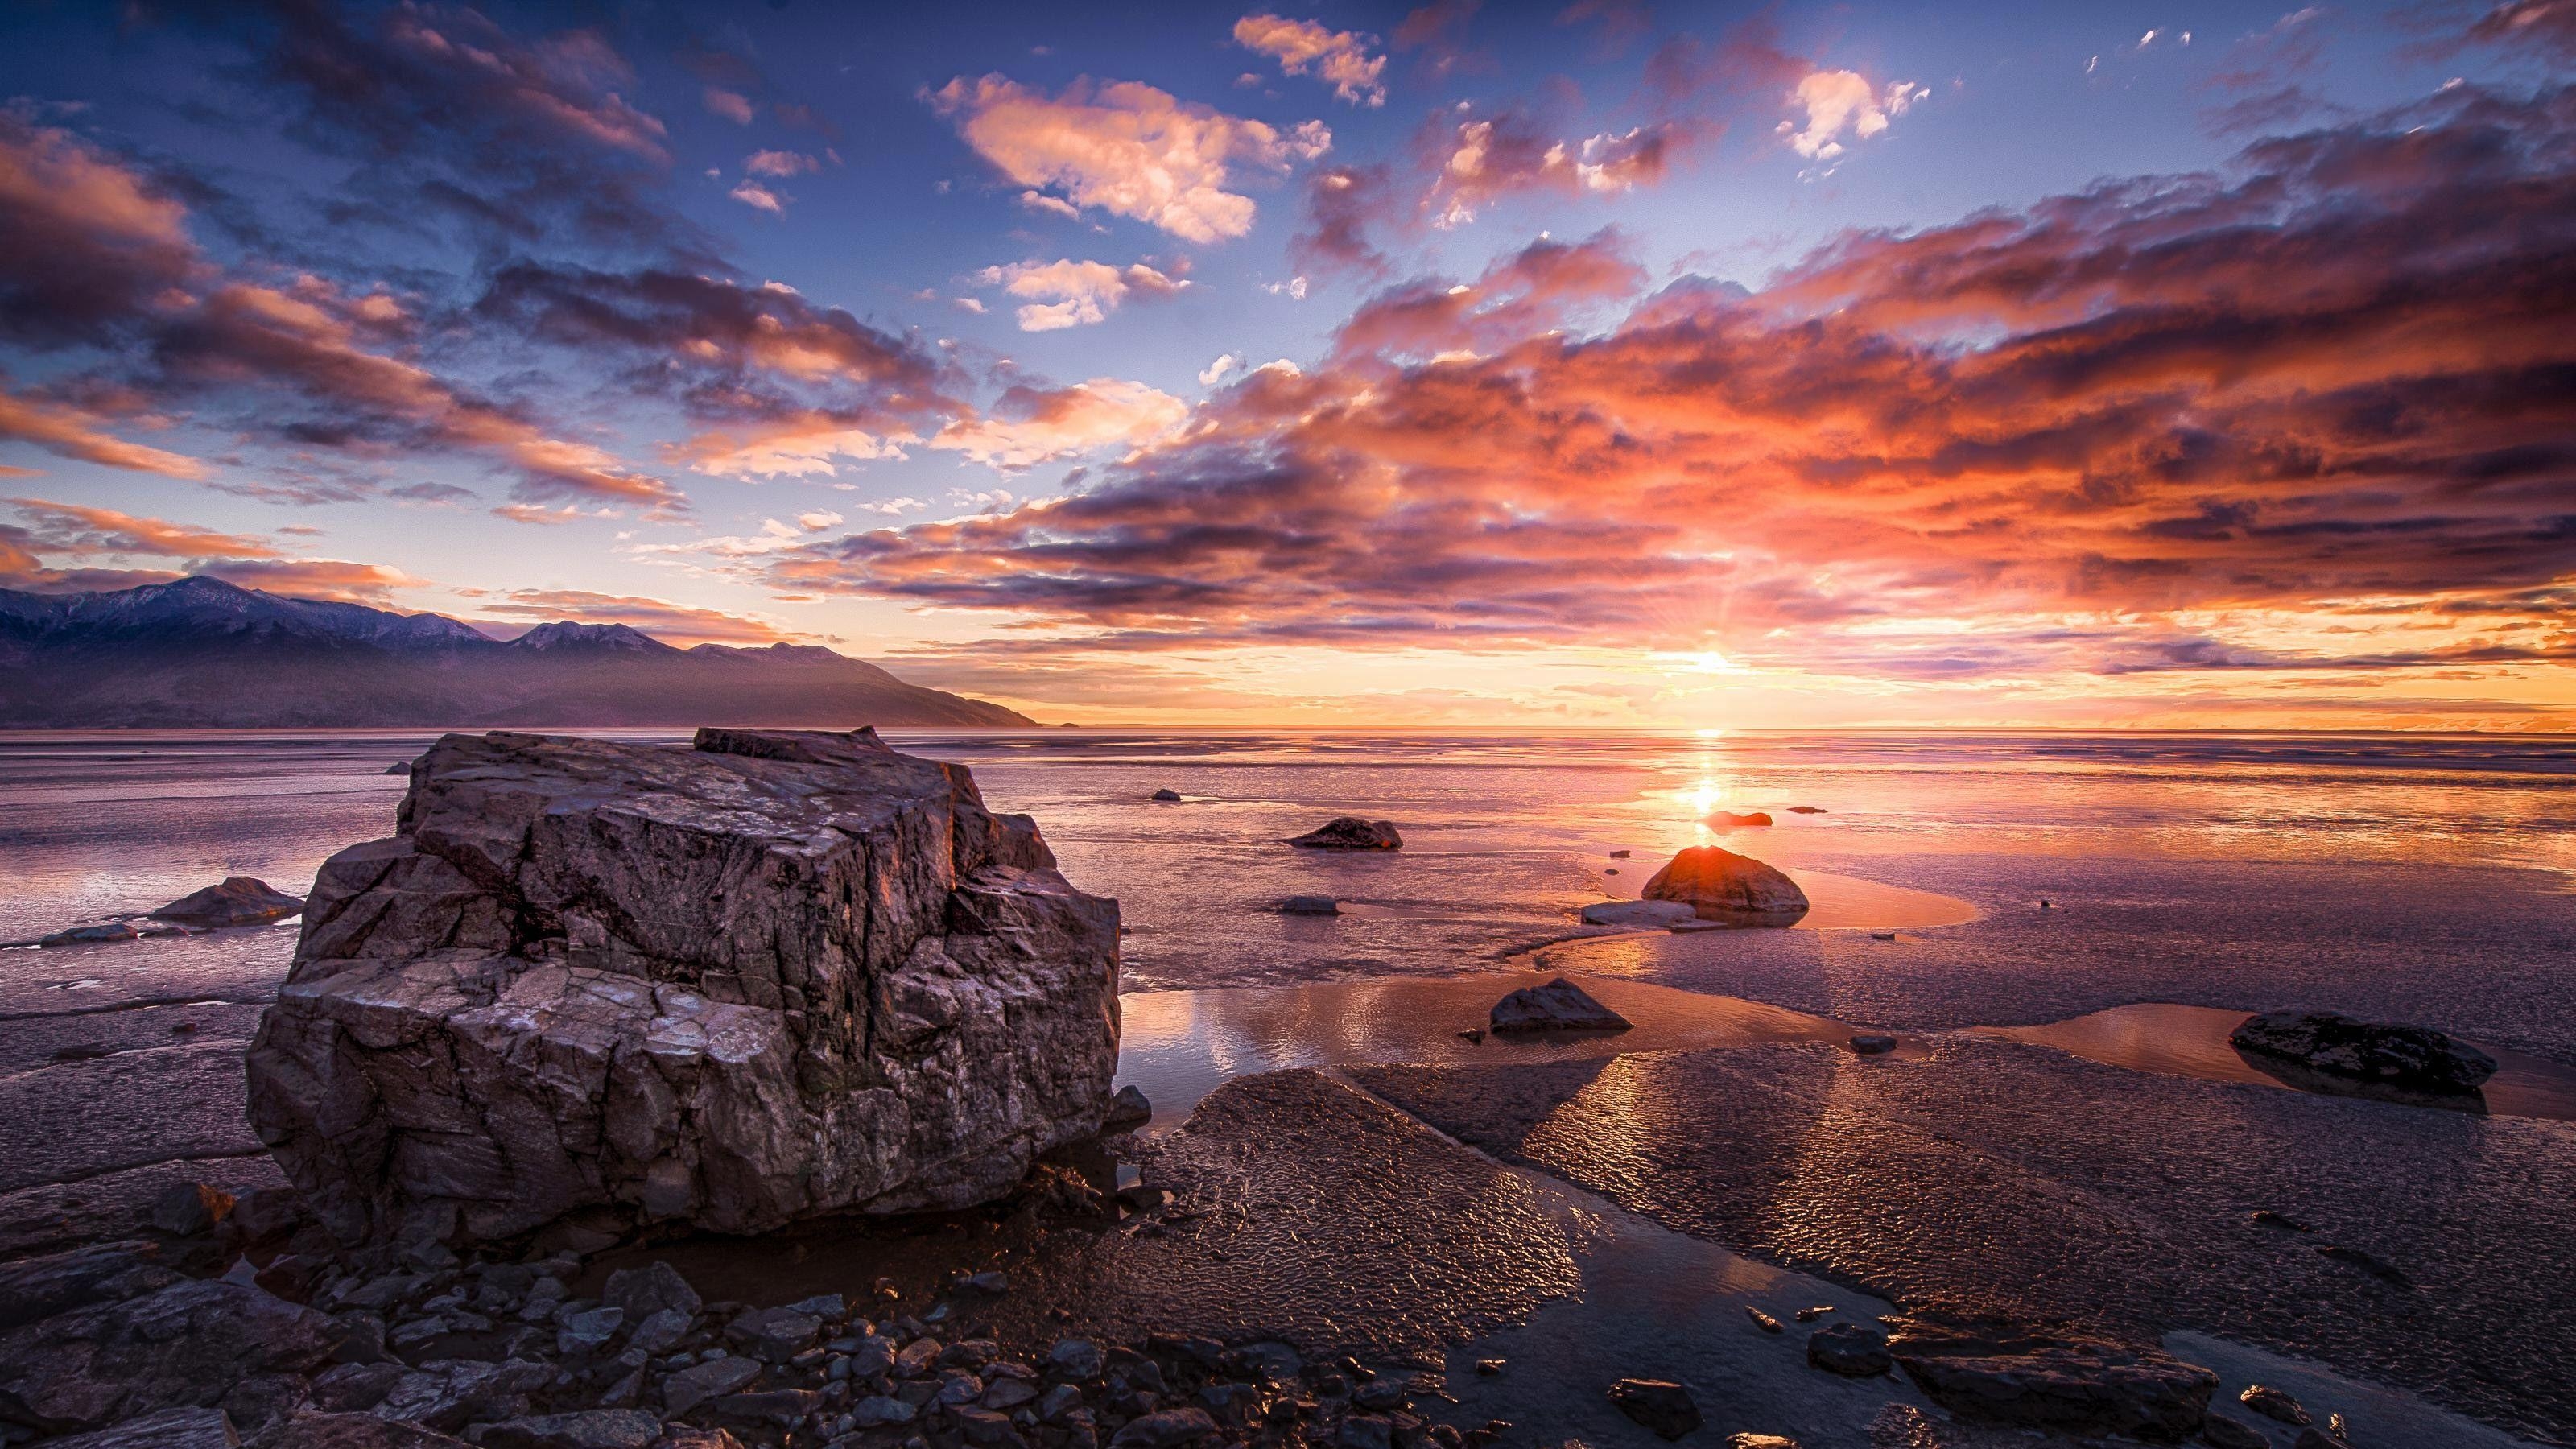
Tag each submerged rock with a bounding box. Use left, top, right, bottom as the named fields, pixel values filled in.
left=1150, top=789, right=1182, bottom=803
left=2230, top=1010, right=2497, bottom=1093
left=1705, top=810, right=1773, bottom=828
left=2240, top=1385, right=2310, bottom=1425
left=1606, top=1378, right=1701, bottom=1440
left=1103, top=1084, right=1153, bottom=1129
left=1286, top=817, right=1402, bottom=850
left=39, top=923, right=138, bottom=947
left=1489, top=977, right=1630, bottom=1034
left=1577, top=899, right=1695, bottom=927
left=1786, top=806, right=1827, bottom=814
left=1280, top=895, right=1341, bottom=916
left=1641, top=846, right=1809, bottom=924
left=1807, top=1323, right=1891, bottom=1377
left=1849, top=1034, right=1898, bottom=1055
left=246, top=726, right=1122, bottom=1246
left=151, top=877, right=305, bottom=927
left=1889, top=1325, right=2217, bottom=1441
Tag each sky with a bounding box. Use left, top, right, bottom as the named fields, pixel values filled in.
left=0, top=0, right=2570, bottom=729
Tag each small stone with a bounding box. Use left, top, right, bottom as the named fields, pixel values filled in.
left=2252, top=1210, right=2313, bottom=1232
left=310, top=1361, right=407, bottom=1413
left=1117, top=1184, right=1173, bottom=1214
left=1285, top=817, right=1402, bottom=851
left=709, top=1389, right=817, bottom=1430
left=983, top=1378, right=1039, bottom=1410
left=1472, top=1359, right=1504, bottom=1377
left=1607, top=1379, right=1702, bottom=1441
left=477, top=1410, right=662, bottom=1449
left=1279, top=895, right=1340, bottom=916
left=849, top=1335, right=896, bottom=1379
left=150, top=1182, right=237, bottom=1236
left=1848, top=1034, right=1898, bottom=1055
left=1456, top=1028, right=1484, bottom=1043
left=602, top=1261, right=700, bottom=1322
left=1334, top=1418, right=1392, bottom=1449
left=662, top=1356, right=760, bottom=1418
left=725, top=1306, right=820, bottom=1361
left=1104, top=1084, right=1153, bottom=1129
left=2314, top=1245, right=2412, bottom=1287
left=1806, top=1323, right=1891, bottom=1377
left=960, top=1271, right=1008, bottom=1294
left=1150, top=789, right=1183, bottom=802
left=625, top=1307, right=691, bottom=1356
left=554, top=1306, right=623, bottom=1356
left=894, top=1337, right=943, bottom=1377
left=1105, top=1407, right=1218, bottom=1449
left=1746, top=1306, right=1784, bottom=1333
left=851, top=1395, right=915, bottom=1427
left=1610, top=849, right=1632, bottom=857
left=1489, top=976, right=1631, bottom=1034
left=1793, top=1306, right=1833, bottom=1322
left=1705, top=811, right=1773, bottom=828
left=1726, top=1438, right=1802, bottom=1449
left=2199, top=1416, right=2271, bottom=1449
left=1036, top=1384, right=1083, bottom=1422
left=2240, top=1385, right=2310, bottom=1425
left=786, top=1294, right=845, bottom=1320
left=937, top=1372, right=985, bottom=1406
left=1047, top=1339, right=1104, bottom=1380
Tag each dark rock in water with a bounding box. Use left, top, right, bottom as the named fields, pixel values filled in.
left=1280, top=895, right=1341, bottom=915
left=1786, top=806, right=1827, bottom=814
left=1889, top=1325, right=2217, bottom=1441
left=245, top=726, right=1121, bottom=1245
left=385, top=762, right=411, bottom=775
left=39, top=923, right=138, bottom=947
left=51, top=1044, right=114, bottom=1063
left=477, top=1411, right=661, bottom=1449
left=1641, top=846, right=1808, bottom=924
left=2240, top=1385, right=2310, bottom=1425
left=1705, top=810, right=1773, bottom=828
left=1606, top=1378, right=1701, bottom=1440
left=1849, top=1034, right=1899, bottom=1055
left=1456, top=1028, right=1484, bottom=1043
left=1725, top=1437, right=1801, bottom=1449
left=2198, top=1419, right=2268, bottom=1449
left=1150, top=789, right=1182, bottom=802
left=1609, top=849, right=1631, bottom=858
left=1286, top=817, right=1402, bottom=850
left=153, top=877, right=304, bottom=927
left=2315, top=1244, right=2412, bottom=1287
left=2229, top=1010, right=2496, bottom=1093
left=2250, top=1209, right=2312, bottom=1233
left=1807, top=1323, right=1891, bottom=1377
left=1488, top=977, right=1631, bottom=1034
left=0, top=1278, right=338, bottom=1433
left=1103, top=1084, right=1152, bottom=1129
left=150, top=1183, right=236, bottom=1237
left=1745, top=1307, right=1783, bottom=1333
left=38, top=1407, right=240, bottom=1449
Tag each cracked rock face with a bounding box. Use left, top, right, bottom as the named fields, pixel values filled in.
left=245, top=727, right=1121, bottom=1246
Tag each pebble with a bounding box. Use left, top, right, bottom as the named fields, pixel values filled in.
left=1849, top=1034, right=1898, bottom=1055
left=1745, top=1306, right=1784, bottom=1333
left=2240, top=1384, right=2310, bottom=1425
left=1607, top=1378, right=1702, bottom=1440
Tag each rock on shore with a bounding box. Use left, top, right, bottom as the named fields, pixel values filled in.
left=1640, top=847, right=1808, bottom=924
left=2229, top=1011, right=2497, bottom=1094
left=1285, top=818, right=1402, bottom=851
left=151, top=879, right=305, bottom=928
left=245, top=727, right=1121, bottom=1247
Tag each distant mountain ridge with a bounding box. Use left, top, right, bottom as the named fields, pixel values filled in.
left=0, top=576, right=1032, bottom=728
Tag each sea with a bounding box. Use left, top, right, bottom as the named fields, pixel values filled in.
left=6, top=729, right=2576, bottom=1243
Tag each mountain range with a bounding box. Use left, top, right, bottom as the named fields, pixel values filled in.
left=0, top=576, right=1032, bottom=728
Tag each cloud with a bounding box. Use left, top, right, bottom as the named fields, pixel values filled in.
left=729, top=180, right=786, bottom=213
left=1233, top=15, right=1389, bottom=106
left=2462, top=0, right=2576, bottom=58
left=931, top=74, right=1330, bottom=242
left=704, top=88, right=756, bottom=125
left=1781, top=70, right=1927, bottom=161
left=0, top=497, right=408, bottom=602
left=1199, top=353, right=1241, bottom=386
left=680, top=419, right=910, bottom=480
left=473, top=588, right=811, bottom=646
left=754, top=85, right=2576, bottom=684
left=6, top=497, right=279, bottom=560
left=0, top=387, right=205, bottom=478
left=1018, top=190, right=1084, bottom=220
left=745, top=150, right=820, bottom=177
left=925, top=378, right=1189, bottom=469
left=1430, top=111, right=1685, bottom=226
left=974, top=258, right=1187, bottom=331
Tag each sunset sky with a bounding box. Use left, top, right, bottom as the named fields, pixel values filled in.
left=0, top=0, right=2570, bottom=727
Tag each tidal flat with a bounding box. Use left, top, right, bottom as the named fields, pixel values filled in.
left=3, top=729, right=2572, bottom=1447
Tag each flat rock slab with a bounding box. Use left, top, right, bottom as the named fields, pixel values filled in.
left=1286, top=817, right=1402, bottom=850
left=1889, top=1326, right=2217, bottom=1440
left=36, top=1407, right=239, bottom=1449
left=1579, top=901, right=1697, bottom=928
left=151, top=878, right=304, bottom=927
left=1348, top=1037, right=2576, bottom=1443
left=2231, top=1010, right=2498, bottom=1093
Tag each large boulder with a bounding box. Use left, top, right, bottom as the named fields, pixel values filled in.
left=1641, top=846, right=1808, bottom=924
left=245, top=727, right=1122, bottom=1246
left=1489, top=977, right=1630, bottom=1034
left=2229, top=1010, right=2497, bottom=1093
